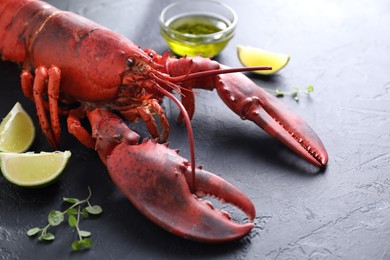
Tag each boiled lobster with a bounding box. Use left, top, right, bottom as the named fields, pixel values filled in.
left=0, top=0, right=328, bottom=243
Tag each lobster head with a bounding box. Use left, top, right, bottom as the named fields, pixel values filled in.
left=64, top=28, right=165, bottom=102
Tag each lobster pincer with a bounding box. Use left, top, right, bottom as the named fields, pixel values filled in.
left=87, top=109, right=256, bottom=243
left=217, top=70, right=328, bottom=167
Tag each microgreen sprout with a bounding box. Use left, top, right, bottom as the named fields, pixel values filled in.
left=270, top=85, right=314, bottom=101
left=27, top=187, right=102, bottom=251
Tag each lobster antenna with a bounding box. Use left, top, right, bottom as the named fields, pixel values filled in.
left=154, top=83, right=197, bottom=192
left=168, top=66, right=272, bottom=82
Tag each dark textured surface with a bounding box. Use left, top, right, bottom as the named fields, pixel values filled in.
left=1, top=0, right=389, bottom=259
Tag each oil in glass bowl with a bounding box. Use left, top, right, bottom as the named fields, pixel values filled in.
left=161, top=12, right=236, bottom=57
left=171, top=14, right=227, bottom=35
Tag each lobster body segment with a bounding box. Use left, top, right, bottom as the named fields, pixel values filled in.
left=1, top=0, right=142, bottom=101
left=1, top=0, right=328, bottom=243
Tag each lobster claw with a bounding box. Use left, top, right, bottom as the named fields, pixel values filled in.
left=217, top=70, right=328, bottom=167
left=161, top=56, right=328, bottom=167
left=87, top=109, right=255, bottom=242
left=105, top=139, right=255, bottom=243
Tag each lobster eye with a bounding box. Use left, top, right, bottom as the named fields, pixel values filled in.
left=126, top=58, right=134, bottom=67
left=148, top=52, right=154, bottom=59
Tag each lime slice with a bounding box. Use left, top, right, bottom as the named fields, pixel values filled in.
left=0, top=102, right=35, bottom=152
left=237, top=45, right=290, bottom=75
left=0, top=151, right=71, bottom=187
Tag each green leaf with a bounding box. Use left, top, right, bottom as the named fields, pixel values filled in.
left=68, top=215, right=78, bottom=227
left=71, top=240, right=82, bottom=251
left=27, top=227, right=41, bottom=236
left=275, top=89, right=284, bottom=97
left=81, top=208, right=89, bottom=218
left=81, top=238, right=93, bottom=248
left=85, top=205, right=103, bottom=215
left=306, top=85, right=314, bottom=93
left=48, top=210, right=64, bottom=226
left=63, top=197, right=80, bottom=204
left=40, top=233, right=55, bottom=241
left=71, top=239, right=92, bottom=251
left=79, top=230, right=91, bottom=238
left=66, top=208, right=78, bottom=216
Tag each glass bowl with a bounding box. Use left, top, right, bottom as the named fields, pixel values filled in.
left=159, top=0, right=238, bottom=57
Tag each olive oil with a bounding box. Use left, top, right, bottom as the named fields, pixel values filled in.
left=171, top=15, right=227, bottom=35
left=161, top=14, right=233, bottom=57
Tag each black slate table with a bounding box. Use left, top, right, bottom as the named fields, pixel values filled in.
left=1, top=0, right=389, bottom=259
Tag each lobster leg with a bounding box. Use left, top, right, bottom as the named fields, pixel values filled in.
left=20, top=70, right=34, bottom=99
left=21, top=66, right=61, bottom=148
left=136, top=100, right=170, bottom=142
left=88, top=109, right=256, bottom=243
left=67, top=107, right=95, bottom=149
left=47, top=67, right=61, bottom=146
left=114, top=99, right=170, bottom=142
left=177, top=88, right=195, bottom=124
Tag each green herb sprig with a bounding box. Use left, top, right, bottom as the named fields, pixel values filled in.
left=27, top=187, right=103, bottom=251
left=268, top=85, right=314, bottom=101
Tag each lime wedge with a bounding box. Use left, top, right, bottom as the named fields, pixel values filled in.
left=0, top=151, right=71, bottom=187
left=0, top=102, right=35, bottom=152
left=237, top=45, right=290, bottom=75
